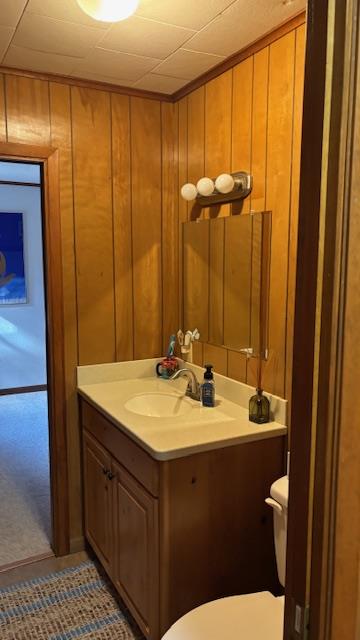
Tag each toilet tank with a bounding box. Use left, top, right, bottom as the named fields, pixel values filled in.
left=267, top=475, right=289, bottom=588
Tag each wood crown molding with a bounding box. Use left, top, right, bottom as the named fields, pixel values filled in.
left=0, top=66, right=173, bottom=103
left=0, top=11, right=306, bottom=104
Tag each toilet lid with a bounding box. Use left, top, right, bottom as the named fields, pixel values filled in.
left=162, top=592, right=284, bottom=640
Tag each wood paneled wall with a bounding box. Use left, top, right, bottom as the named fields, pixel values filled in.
left=179, top=21, right=306, bottom=402
left=0, top=74, right=178, bottom=547
left=0, top=16, right=305, bottom=548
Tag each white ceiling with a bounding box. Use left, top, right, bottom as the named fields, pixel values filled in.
left=0, top=0, right=306, bottom=95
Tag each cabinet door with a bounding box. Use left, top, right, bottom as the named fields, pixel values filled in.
left=83, top=430, right=112, bottom=573
left=112, top=461, right=159, bottom=638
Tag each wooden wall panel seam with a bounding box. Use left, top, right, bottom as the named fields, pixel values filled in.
left=284, top=29, right=300, bottom=407
left=109, top=94, right=117, bottom=362
left=129, top=95, right=136, bottom=361
left=160, top=102, right=164, bottom=353
left=112, top=93, right=134, bottom=362
left=68, top=86, right=81, bottom=366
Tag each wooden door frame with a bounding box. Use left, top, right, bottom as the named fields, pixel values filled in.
left=0, top=142, right=69, bottom=557
left=285, top=0, right=360, bottom=638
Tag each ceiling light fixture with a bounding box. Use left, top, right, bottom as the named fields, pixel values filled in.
left=76, top=0, right=139, bottom=22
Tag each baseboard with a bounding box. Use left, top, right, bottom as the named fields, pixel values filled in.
left=69, top=536, right=86, bottom=554
left=0, top=384, right=48, bottom=396
left=0, top=550, right=54, bottom=574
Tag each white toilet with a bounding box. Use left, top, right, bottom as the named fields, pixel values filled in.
left=162, top=474, right=289, bottom=640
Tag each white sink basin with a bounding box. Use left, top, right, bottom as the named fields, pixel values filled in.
left=125, top=392, right=193, bottom=418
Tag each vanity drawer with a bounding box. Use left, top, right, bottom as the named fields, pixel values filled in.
left=81, top=400, right=159, bottom=497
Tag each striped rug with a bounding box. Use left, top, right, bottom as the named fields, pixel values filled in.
left=0, top=560, right=144, bottom=639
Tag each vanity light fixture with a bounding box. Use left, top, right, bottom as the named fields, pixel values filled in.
left=215, top=173, right=235, bottom=194
left=76, top=0, right=139, bottom=22
left=181, top=183, right=198, bottom=202
left=180, top=171, right=252, bottom=206
left=196, top=177, right=215, bottom=197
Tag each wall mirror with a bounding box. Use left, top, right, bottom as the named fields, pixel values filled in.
left=183, top=212, right=271, bottom=358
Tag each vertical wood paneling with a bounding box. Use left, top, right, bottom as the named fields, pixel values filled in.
left=192, top=341, right=204, bottom=366
left=182, top=26, right=304, bottom=399
left=232, top=57, right=253, bottom=214
left=162, top=102, right=179, bottom=350
left=112, top=94, right=133, bottom=362
left=262, top=32, right=295, bottom=397
left=49, top=82, right=81, bottom=545
left=224, top=215, right=252, bottom=348
left=187, top=87, right=204, bottom=221
left=131, top=97, right=162, bottom=359
left=205, top=72, right=232, bottom=218
left=178, top=98, right=188, bottom=334
left=5, top=75, right=50, bottom=144
left=209, top=218, right=224, bottom=345
left=286, top=24, right=306, bottom=406
left=205, top=72, right=232, bottom=178
left=228, top=350, right=247, bottom=383
left=71, top=87, right=115, bottom=365
left=251, top=48, right=269, bottom=212
left=183, top=221, right=209, bottom=341
left=0, top=75, right=6, bottom=141
left=203, top=343, right=227, bottom=376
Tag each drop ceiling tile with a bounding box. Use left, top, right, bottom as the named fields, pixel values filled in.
left=153, top=49, right=225, bottom=81
left=12, top=13, right=104, bottom=58
left=185, top=0, right=306, bottom=57
left=133, top=73, right=187, bottom=94
left=72, top=48, right=161, bottom=82
left=3, top=45, right=81, bottom=74
left=0, top=26, right=14, bottom=60
left=71, top=69, right=136, bottom=87
left=136, top=0, right=236, bottom=30
left=98, top=16, right=195, bottom=60
left=26, top=0, right=110, bottom=30
left=0, top=0, right=28, bottom=28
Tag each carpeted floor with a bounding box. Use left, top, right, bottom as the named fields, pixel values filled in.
left=0, top=560, right=144, bottom=639
left=0, top=391, right=52, bottom=568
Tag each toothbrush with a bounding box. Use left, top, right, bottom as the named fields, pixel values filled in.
left=167, top=334, right=176, bottom=358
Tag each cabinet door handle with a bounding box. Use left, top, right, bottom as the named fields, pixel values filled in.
left=107, top=471, right=115, bottom=480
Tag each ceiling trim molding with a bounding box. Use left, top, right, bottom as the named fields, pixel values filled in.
left=172, top=10, right=306, bottom=101
left=0, top=66, right=173, bottom=102
left=0, top=11, right=306, bottom=103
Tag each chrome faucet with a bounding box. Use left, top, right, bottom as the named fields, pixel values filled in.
left=170, top=368, right=201, bottom=401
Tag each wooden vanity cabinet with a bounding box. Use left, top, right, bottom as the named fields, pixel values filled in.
left=80, top=398, right=285, bottom=640
left=112, top=460, right=159, bottom=636
left=83, top=431, right=113, bottom=575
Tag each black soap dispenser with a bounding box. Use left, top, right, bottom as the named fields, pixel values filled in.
left=201, top=364, right=215, bottom=407
left=249, top=388, right=270, bottom=424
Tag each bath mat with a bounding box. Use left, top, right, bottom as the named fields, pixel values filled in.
left=0, top=560, right=144, bottom=639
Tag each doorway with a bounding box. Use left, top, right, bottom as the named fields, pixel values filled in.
left=0, top=141, right=69, bottom=561
left=0, top=160, right=52, bottom=569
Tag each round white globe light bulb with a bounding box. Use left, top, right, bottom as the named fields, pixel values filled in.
left=76, top=0, right=139, bottom=22
left=196, top=177, right=215, bottom=197
left=181, top=183, right=198, bottom=201
left=215, top=173, right=235, bottom=194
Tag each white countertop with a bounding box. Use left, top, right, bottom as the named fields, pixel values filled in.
left=77, top=359, right=287, bottom=461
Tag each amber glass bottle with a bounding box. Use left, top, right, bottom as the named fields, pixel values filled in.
left=249, top=388, right=270, bottom=424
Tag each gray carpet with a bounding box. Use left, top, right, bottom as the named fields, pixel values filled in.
left=0, top=560, right=144, bottom=639
left=0, top=391, right=52, bottom=567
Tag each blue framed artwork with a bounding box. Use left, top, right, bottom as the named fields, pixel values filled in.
left=0, top=212, right=27, bottom=304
